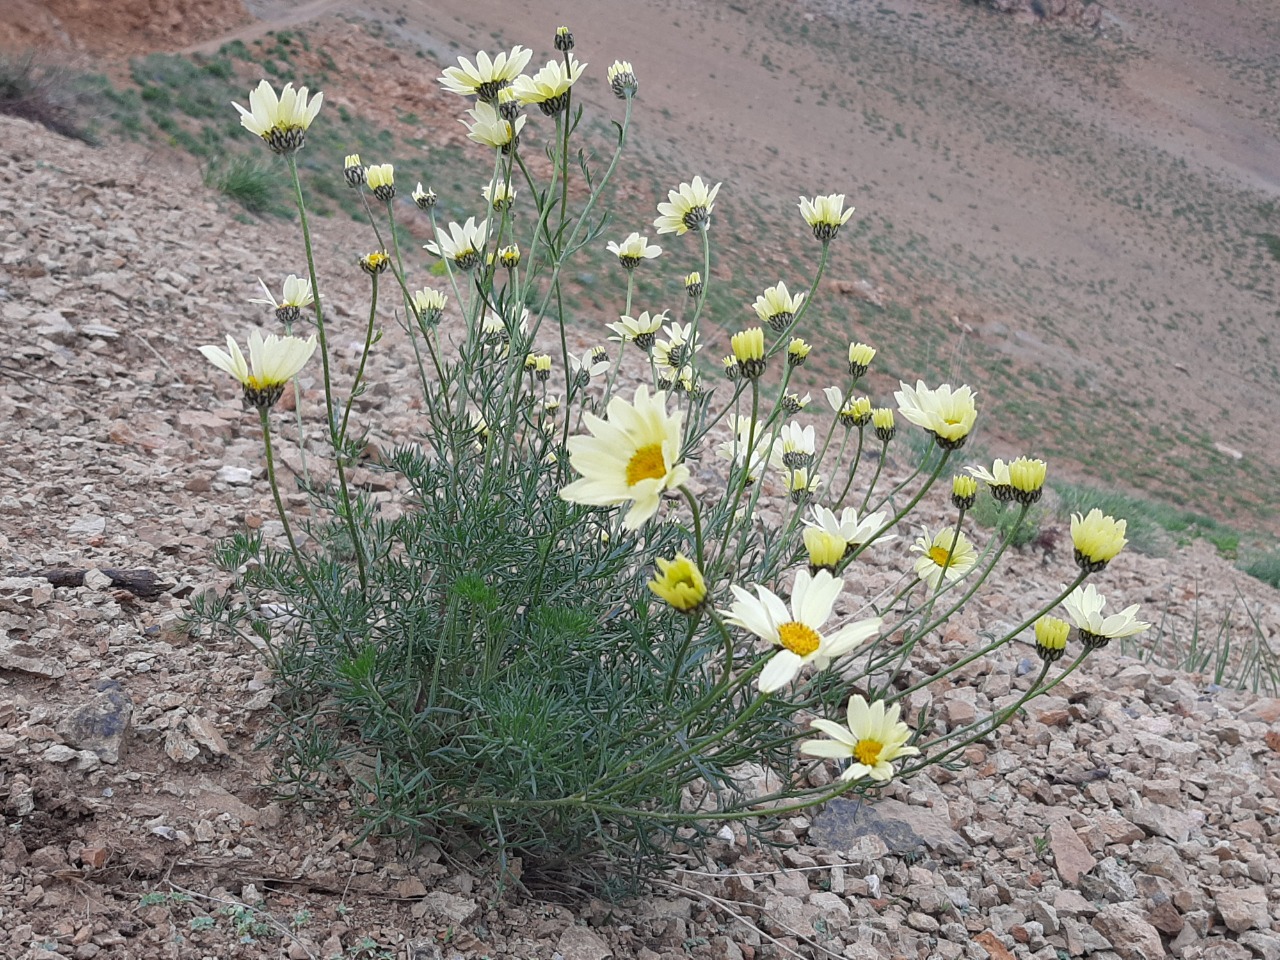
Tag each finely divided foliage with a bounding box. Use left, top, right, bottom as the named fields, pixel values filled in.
left=195, top=60, right=1147, bottom=888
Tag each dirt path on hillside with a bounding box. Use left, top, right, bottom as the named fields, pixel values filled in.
left=181, top=0, right=343, bottom=55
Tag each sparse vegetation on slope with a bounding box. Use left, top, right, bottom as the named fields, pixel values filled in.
left=0, top=52, right=96, bottom=142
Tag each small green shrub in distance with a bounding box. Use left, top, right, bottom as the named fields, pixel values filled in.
left=188, top=44, right=1151, bottom=891
left=1241, top=548, right=1280, bottom=589
left=203, top=155, right=279, bottom=215
left=1256, top=232, right=1280, bottom=263
left=969, top=492, right=1041, bottom=548
left=0, top=52, right=96, bottom=143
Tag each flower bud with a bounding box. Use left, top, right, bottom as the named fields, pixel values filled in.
left=412, top=182, right=437, bottom=209
left=804, top=526, right=846, bottom=575
left=1071, top=509, right=1127, bottom=573
left=1009, top=457, right=1047, bottom=505
left=848, top=342, right=876, bottom=378
left=360, top=251, right=390, bottom=275
left=344, top=154, right=365, bottom=188
left=608, top=60, right=638, bottom=99
left=1034, top=615, right=1070, bottom=663
left=365, top=163, right=395, bottom=201
left=648, top=553, right=707, bottom=613
left=787, top=338, right=811, bottom=367
left=731, top=327, right=766, bottom=380
left=951, top=474, right=978, bottom=511
left=872, top=408, right=895, bottom=443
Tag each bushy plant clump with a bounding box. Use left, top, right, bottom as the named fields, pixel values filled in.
left=191, top=38, right=1148, bottom=887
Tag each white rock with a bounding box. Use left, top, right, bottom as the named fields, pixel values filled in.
left=215, top=465, right=254, bottom=485
left=67, top=515, right=106, bottom=536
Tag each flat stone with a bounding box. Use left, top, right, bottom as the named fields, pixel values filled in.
left=42, top=743, right=79, bottom=764
left=1092, top=903, right=1165, bottom=960
left=1130, top=842, right=1188, bottom=883
left=79, top=322, right=120, bottom=339
left=0, top=640, right=67, bottom=679
left=1079, top=857, right=1137, bottom=903
left=215, top=465, right=254, bottom=485
left=57, top=681, right=133, bottom=764
left=556, top=925, right=612, bottom=960
left=944, top=698, right=976, bottom=726
left=971, top=931, right=1015, bottom=960
left=395, top=877, right=427, bottom=898
left=185, top=715, right=229, bottom=756
left=807, top=891, right=850, bottom=924
left=0, top=576, right=48, bottom=603
left=1140, top=779, right=1183, bottom=806
left=1146, top=898, right=1184, bottom=936
left=1097, top=813, right=1145, bottom=846
left=177, top=410, right=233, bottom=442
left=67, top=515, right=106, bottom=537
left=1239, top=932, right=1280, bottom=960
left=1241, top=699, right=1280, bottom=724
left=1130, top=801, right=1202, bottom=843
left=1048, top=819, right=1095, bottom=886
left=1063, top=917, right=1113, bottom=955
left=1134, top=732, right=1199, bottom=765
left=189, top=781, right=261, bottom=823
left=1214, top=886, right=1269, bottom=933
left=163, top=731, right=199, bottom=763
left=421, top=891, right=478, bottom=925
left=82, top=569, right=112, bottom=590
left=1200, top=941, right=1255, bottom=960
left=32, top=311, right=75, bottom=345
left=810, top=797, right=969, bottom=863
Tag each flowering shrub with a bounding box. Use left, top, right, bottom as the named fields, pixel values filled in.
left=192, top=32, right=1148, bottom=887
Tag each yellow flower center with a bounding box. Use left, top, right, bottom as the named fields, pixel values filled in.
left=626, top=443, right=668, bottom=487
left=777, top=621, right=821, bottom=657
left=854, top=739, right=884, bottom=766
left=928, top=545, right=956, bottom=567
left=622, top=442, right=665, bottom=488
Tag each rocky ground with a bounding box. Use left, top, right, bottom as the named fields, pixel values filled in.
left=1, top=100, right=1280, bottom=960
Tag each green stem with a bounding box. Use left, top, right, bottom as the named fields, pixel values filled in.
left=681, top=485, right=706, bottom=569
left=530, top=98, right=632, bottom=326
left=338, top=273, right=379, bottom=447
left=891, top=570, right=1089, bottom=703
left=602, top=339, right=626, bottom=408
left=897, top=660, right=1057, bottom=776
left=286, top=156, right=337, bottom=433
left=258, top=406, right=352, bottom=650
left=841, top=448, right=951, bottom=573
left=835, top=427, right=865, bottom=507
left=710, top=379, right=760, bottom=578
left=280, top=316, right=316, bottom=524
left=858, top=438, right=891, bottom=514
left=663, top=613, right=702, bottom=703
left=285, top=155, right=368, bottom=599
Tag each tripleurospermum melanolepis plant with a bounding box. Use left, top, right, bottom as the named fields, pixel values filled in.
left=193, top=30, right=1146, bottom=888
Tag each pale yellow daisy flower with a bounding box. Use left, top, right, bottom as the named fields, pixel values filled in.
left=559, top=386, right=690, bottom=529
left=721, top=569, right=881, bottom=693
left=800, top=695, right=919, bottom=781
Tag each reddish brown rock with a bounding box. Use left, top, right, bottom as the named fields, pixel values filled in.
left=1048, top=820, right=1095, bottom=886
left=973, top=931, right=1015, bottom=960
